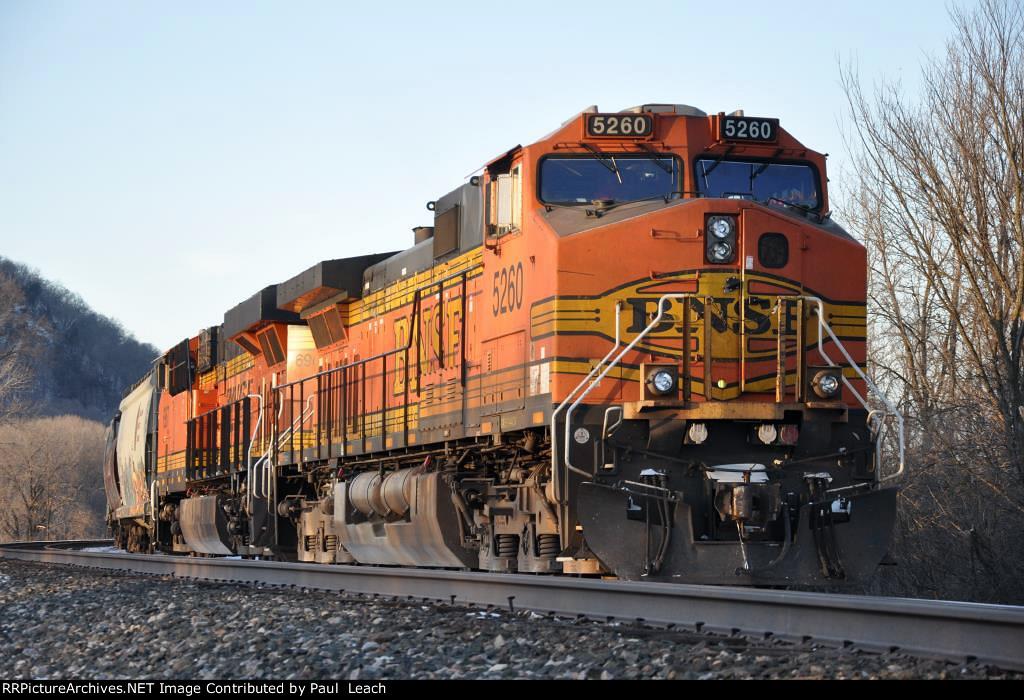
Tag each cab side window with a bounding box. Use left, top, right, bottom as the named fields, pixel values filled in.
left=490, top=164, right=522, bottom=236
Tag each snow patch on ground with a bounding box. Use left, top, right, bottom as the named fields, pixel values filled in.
left=79, top=546, right=126, bottom=553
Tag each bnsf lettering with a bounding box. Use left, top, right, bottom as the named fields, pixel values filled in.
left=392, top=296, right=464, bottom=395
left=625, top=296, right=784, bottom=337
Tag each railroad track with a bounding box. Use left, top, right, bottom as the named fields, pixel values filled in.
left=3, top=540, right=1023, bottom=672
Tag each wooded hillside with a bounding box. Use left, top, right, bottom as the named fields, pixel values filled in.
left=0, top=256, right=158, bottom=423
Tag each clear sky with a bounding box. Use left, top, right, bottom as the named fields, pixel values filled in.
left=0, top=1, right=959, bottom=351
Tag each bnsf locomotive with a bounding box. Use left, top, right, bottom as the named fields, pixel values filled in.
left=103, top=104, right=903, bottom=585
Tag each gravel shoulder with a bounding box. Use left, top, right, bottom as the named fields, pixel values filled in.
left=0, top=559, right=1017, bottom=680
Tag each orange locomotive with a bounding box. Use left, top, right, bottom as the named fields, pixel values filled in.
left=104, top=104, right=903, bottom=584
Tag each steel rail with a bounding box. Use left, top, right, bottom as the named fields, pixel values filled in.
left=2, top=540, right=1022, bottom=672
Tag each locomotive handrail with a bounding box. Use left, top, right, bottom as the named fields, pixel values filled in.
left=599, top=406, right=624, bottom=471
left=254, top=394, right=315, bottom=501
left=247, top=393, right=310, bottom=505
left=564, top=294, right=706, bottom=481
left=551, top=302, right=622, bottom=497
left=559, top=293, right=706, bottom=529
left=149, top=479, right=157, bottom=552
left=275, top=346, right=407, bottom=390
left=268, top=264, right=481, bottom=461
left=273, top=265, right=482, bottom=392
left=280, top=394, right=316, bottom=458
left=261, top=392, right=287, bottom=501
left=558, top=291, right=905, bottom=508
left=245, top=393, right=264, bottom=514
left=801, top=295, right=905, bottom=484
left=187, top=394, right=259, bottom=481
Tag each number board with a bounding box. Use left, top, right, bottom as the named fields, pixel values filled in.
left=585, top=113, right=654, bottom=139
left=719, top=116, right=779, bottom=143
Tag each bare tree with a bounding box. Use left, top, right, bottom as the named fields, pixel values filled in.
left=840, top=0, right=1024, bottom=601
left=0, top=415, right=107, bottom=540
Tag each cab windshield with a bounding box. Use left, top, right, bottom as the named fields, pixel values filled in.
left=539, top=155, right=679, bottom=205
left=694, top=159, right=820, bottom=210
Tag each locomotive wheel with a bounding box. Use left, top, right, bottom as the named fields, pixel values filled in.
left=123, top=522, right=150, bottom=553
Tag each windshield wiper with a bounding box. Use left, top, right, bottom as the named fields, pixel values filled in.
left=543, top=201, right=592, bottom=211
left=634, top=143, right=674, bottom=174
left=766, top=196, right=824, bottom=222
left=544, top=190, right=684, bottom=216
left=700, top=145, right=735, bottom=180
left=580, top=143, right=623, bottom=184
left=585, top=190, right=684, bottom=217
left=767, top=196, right=812, bottom=212
left=749, top=149, right=784, bottom=184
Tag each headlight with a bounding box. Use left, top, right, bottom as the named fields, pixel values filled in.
left=647, top=369, right=675, bottom=395
left=687, top=422, right=708, bottom=444
left=705, top=215, right=737, bottom=264
left=708, top=216, right=734, bottom=239
left=756, top=424, right=778, bottom=445
left=812, top=371, right=841, bottom=398
left=709, top=241, right=733, bottom=262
